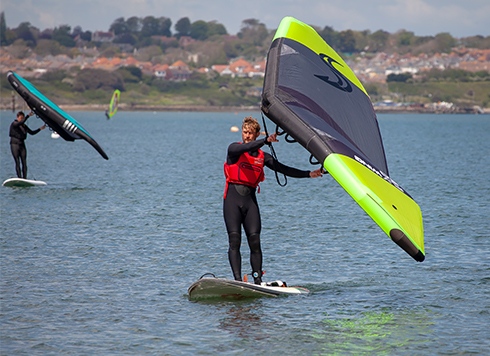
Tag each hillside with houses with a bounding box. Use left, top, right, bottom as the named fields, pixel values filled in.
left=1, top=44, right=488, bottom=82
left=1, top=13, right=489, bottom=112
left=0, top=48, right=269, bottom=82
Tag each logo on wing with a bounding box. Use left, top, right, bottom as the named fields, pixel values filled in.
left=315, top=54, right=352, bottom=93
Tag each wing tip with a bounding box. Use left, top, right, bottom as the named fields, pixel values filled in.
left=95, top=145, right=109, bottom=160
left=390, top=228, right=425, bottom=262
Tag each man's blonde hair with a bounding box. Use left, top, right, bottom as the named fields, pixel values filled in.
left=242, top=116, right=260, bottom=133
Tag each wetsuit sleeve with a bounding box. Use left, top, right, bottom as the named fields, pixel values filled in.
left=263, top=152, right=310, bottom=178
left=21, top=114, right=42, bottom=135
left=25, top=125, right=41, bottom=135
left=227, top=138, right=268, bottom=164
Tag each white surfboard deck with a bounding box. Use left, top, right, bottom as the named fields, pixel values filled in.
left=188, top=274, right=309, bottom=300
left=2, top=178, right=47, bottom=187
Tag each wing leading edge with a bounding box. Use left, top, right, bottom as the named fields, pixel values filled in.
left=261, top=17, right=424, bottom=261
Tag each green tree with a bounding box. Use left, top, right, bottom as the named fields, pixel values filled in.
left=158, top=17, right=172, bottom=37
left=126, top=16, right=141, bottom=34
left=387, top=73, right=413, bottom=82
left=190, top=20, right=209, bottom=40
left=397, top=30, right=414, bottom=46
left=422, top=68, right=474, bottom=82
left=319, top=25, right=338, bottom=48
left=15, top=22, right=37, bottom=46
left=460, top=35, right=490, bottom=49
left=224, top=39, right=244, bottom=58
left=366, top=84, right=379, bottom=95
left=238, top=19, right=267, bottom=45
left=74, top=68, right=125, bottom=92
left=474, top=70, right=490, bottom=79
left=434, top=32, right=456, bottom=53
left=39, top=28, right=53, bottom=40
left=116, top=66, right=142, bottom=83
left=139, top=16, right=171, bottom=38
left=123, top=66, right=142, bottom=79
left=412, top=35, right=434, bottom=46
left=71, top=26, right=83, bottom=38
left=369, top=30, right=389, bottom=52
left=0, top=12, right=7, bottom=45
left=338, top=29, right=356, bottom=53
left=175, top=17, right=191, bottom=37
left=114, top=33, right=137, bottom=45
left=52, top=25, right=75, bottom=47
left=353, top=29, right=369, bottom=52
left=80, top=30, right=92, bottom=42
left=141, top=16, right=159, bottom=37
left=110, top=17, right=128, bottom=35
left=34, top=39, right=63, bottom=56
left=40, top=69, right=67, bottom=82
left=4, top=29, right=17, bottom=44
left=207, top=21, right=227, bottom=37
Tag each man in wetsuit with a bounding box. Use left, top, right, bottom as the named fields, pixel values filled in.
left=223, top=116, right=324, bottom=285
left=9, top=111, right=46, bottom=178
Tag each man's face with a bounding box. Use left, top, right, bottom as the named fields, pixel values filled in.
left=242, top=126, right=259, bottom=143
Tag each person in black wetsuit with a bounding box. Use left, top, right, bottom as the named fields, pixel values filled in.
left=223, top=116, right=324, bottom=285
left=9, top=111, right=46, bottom=178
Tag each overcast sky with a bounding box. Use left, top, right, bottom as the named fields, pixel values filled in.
left=1, top=0, right=489, bottom=38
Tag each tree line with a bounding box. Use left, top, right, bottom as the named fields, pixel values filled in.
left=2, top=11, right=490, bottom=59
left=1, top=12, right=241, bottom=49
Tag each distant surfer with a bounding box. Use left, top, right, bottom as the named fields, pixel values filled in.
left=9, top=111, right=46, bottom=178
left=223, top=116, right=324, bottom=285
left=105, top=110, right=110, bottom=120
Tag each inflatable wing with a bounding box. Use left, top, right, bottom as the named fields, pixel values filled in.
left=108, top=89, right=120, bottom=119
left=261, top=17, right=424, bottom=262
left=7, top=71, right=108, bottom=160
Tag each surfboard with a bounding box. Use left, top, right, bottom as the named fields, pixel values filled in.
left=2, top=178, right=47, bottom=187
left=188, top=273, right=309, bottom=300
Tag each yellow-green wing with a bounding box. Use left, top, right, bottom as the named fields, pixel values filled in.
left=108, top=89, right=120, bottom=118
left=261, top=17, right=424, bottom=261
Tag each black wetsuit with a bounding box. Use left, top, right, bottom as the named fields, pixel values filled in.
left=9, top=115, right=42, bottom=178
left=223, top=137, right=311, bottom=284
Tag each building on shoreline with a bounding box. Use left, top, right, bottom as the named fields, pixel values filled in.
left=1, top=44, right=488, bottom=82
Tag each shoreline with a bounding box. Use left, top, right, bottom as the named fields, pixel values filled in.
left=1, top=103, right=488, bottom=114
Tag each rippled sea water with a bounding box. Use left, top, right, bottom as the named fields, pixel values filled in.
left=1, top=111, right=489, bottom=355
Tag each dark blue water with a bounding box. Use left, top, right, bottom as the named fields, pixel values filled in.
left=1, top=111, right=489, bottom=355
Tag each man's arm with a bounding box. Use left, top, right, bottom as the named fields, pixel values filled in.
left=263, top=152, right=311, bottom=178
left=25, top=124, right=42, bottom=135
left=226, top=138, right=268, bottom=164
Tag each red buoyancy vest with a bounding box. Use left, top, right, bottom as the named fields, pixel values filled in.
left=224, top=148, right=265, bottom=198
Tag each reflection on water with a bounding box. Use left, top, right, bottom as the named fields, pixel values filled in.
left=219, top=303, right=273, bottom=341
left=315, top=309, right=434, bottom=354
